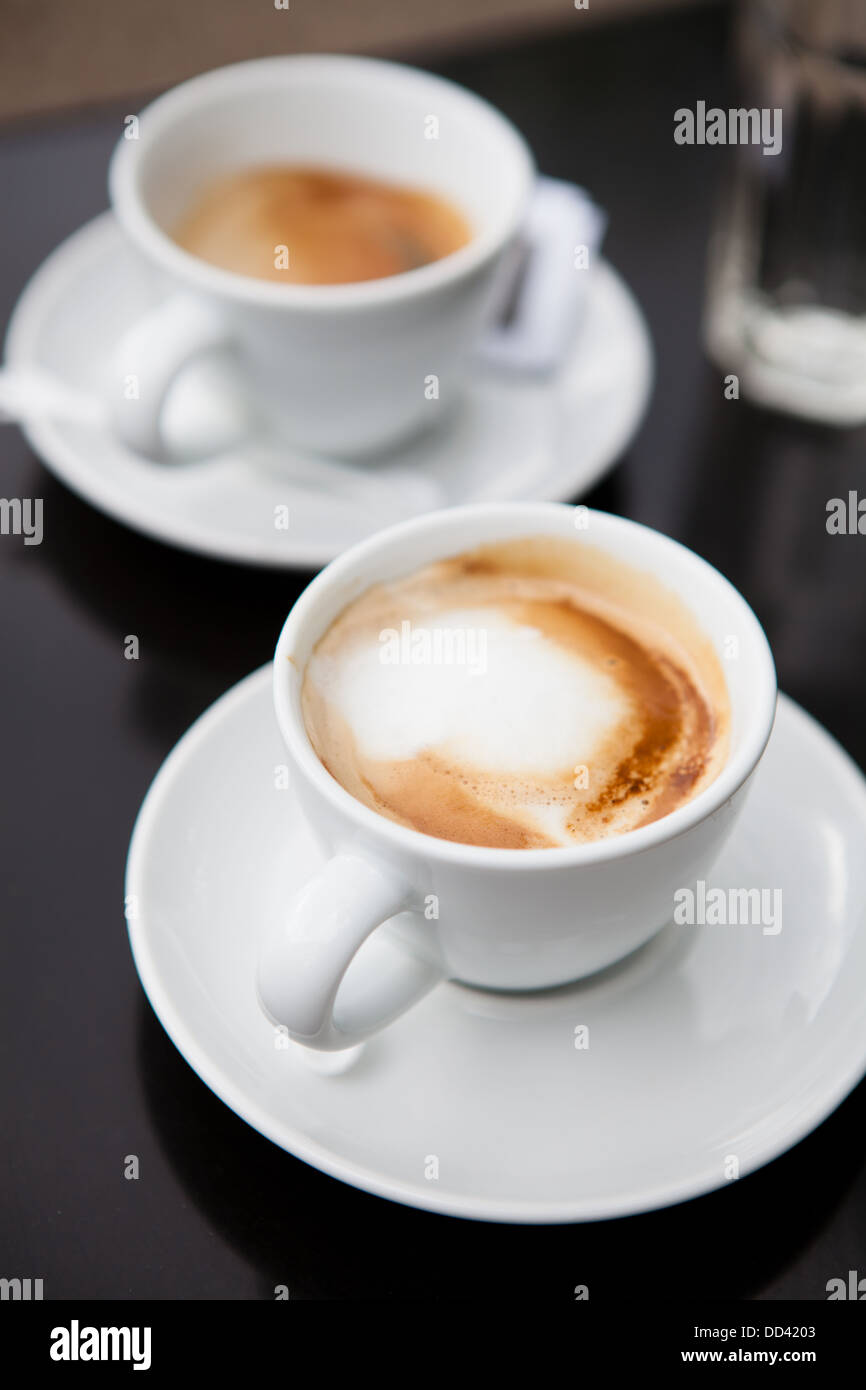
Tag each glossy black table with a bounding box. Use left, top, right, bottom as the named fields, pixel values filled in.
left=2, top=0, right=865, bottom=1300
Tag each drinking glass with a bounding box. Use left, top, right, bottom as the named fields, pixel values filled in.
left=704, top=0, right=866, bottom=424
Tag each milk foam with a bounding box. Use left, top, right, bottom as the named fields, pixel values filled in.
left=307, top=606, right=630, bottom=775
left=301, top=540, right=729, bottom=849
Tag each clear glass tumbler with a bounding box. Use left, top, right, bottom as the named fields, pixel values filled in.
left=704, top=0, right=866, bottom=424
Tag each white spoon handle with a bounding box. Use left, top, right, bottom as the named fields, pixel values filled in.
left=0, top=366, right=106, bottom=428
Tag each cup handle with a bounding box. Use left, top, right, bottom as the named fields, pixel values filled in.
left=107, top=294, right=234, bottom=460
left=256, top=853, right=445, bottom=1052
left=476, top=176, right=608, bottom=375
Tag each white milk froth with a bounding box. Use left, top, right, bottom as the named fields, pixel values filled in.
left=308, top=606, right=630, bottom=776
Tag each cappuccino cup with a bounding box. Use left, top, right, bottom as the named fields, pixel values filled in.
left=258, top=502, right=777, bottom=1051
left=106, top=56, right=594, bottom=461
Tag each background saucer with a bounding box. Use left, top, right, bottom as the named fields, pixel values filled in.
left=5, top=212, right=653, bottom=568
left=125, top=669, right=866, bottom=1222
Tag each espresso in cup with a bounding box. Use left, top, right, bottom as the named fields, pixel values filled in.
left=172, top=163, right=473, bottom=285
left=301, top=536, right=731, bottom=849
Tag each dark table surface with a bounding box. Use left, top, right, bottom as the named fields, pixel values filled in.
left=2, top=0, right=865, bottom=1300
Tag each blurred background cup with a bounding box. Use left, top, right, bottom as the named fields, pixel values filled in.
left=704, top=0, right=866, bottom=425
left=106, top=56, right=535, bottom=461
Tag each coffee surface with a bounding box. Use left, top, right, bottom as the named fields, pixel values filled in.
left=172, top=164, right=472, bottom=284
left=300, top=538, right=730, bottom=849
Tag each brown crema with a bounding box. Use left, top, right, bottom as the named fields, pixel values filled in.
left=171, top=163, right=473, bottom=285
left=300, top=537, right=731, bottom=849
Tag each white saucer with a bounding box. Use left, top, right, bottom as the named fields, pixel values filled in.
left=125, top=667, right=866, bottom=1223
left=5, top=213, right=653, bottom=568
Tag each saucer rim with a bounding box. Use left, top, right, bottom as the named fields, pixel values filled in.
left=125, top=667, right=866, bottom=1223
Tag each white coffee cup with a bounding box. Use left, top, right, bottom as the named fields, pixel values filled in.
left=258, top=502, right=778, bottom=1051
left=106, top=55, right=598, bottom=461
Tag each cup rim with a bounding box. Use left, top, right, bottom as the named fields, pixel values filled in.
left=273, top=502, right=778, bottom=869
left=108, top=53, right=535, bottom=313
